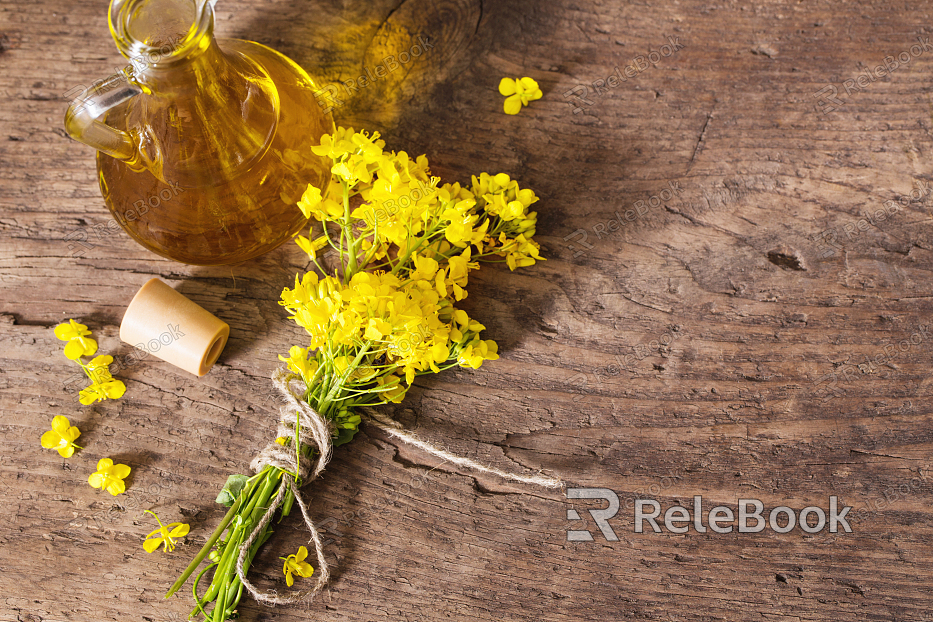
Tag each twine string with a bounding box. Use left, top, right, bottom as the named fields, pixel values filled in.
left=236, top=368, right=332, bottom=606
left=360, top=406, right=563, bottom=489
left=239, top=367, right=562, bottom=606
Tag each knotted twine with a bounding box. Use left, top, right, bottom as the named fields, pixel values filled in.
left=237, top=367, right=563, bottom=606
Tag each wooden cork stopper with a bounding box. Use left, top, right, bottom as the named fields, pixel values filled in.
left=119, top=278, right=229, bottom=377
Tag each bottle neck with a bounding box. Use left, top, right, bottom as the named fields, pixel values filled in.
left=110, top=0, right=217, bottom=71
left=110, top=0, right=279, bottom=185
left=130, top=31, right=236, bottom=95
left=112, top=0, right=240, bottom=98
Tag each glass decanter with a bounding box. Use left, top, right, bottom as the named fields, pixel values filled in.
left=64, top=0, right=332, bottom=265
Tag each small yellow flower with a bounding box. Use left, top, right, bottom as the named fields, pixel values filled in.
left=296, top=184, right=323, bottom=219
left=88, top=458, right=131, bottom=496
left=409, top=252, right=440, bottom=282
left=310, top=127, right=355, bottom=160
left=77, top=355, right=126, bottom=405
left=332, top=156, right=373, bottom=185
left=500, top=232, right=544, bottom=271
left=54, top=319, right=98, bottom=360
left=376, top=372, right=407, bottom=403
left=278, top=346, right=319, bottom=381
left=498, top=77, right=542, bottom=115
left=143, top=509, right=190, bottom=553
left=295, top=234, right=329, bottom=259
left=78, top=378, right=126, bottom=405
left=280, top=546, right=315, bottom=587
left=275, top=436, right=288, bottom=446
left=86, top=355, right=113, bottom=379
left=40, top=415, right=82, bottom=458
left=457, top=338, right=499, bottom=369
left=364, top=318, right=393, bottom=340
left=296, top=182, right=343, bottom=222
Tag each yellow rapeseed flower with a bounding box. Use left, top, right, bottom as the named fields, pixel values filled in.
left=143, top=509, right=190, bottom=553
left=54, top=319, right=98, bottom=360
left=295, top=234, right=329, bottom=260
left=458, top=339, right=499, bottom=369
left=40, top=415, right=82, bottom=458
left=78, top=355, right=126, bottom=405
left=54, top=322, right=127, bottom=404
left=409, top=252, right=440, bottom=281
left=279, top=127, right=544, bottom=450
left=309, top=126, right=356, bottom=160
left=279, top=346, right=319, bottom=381
left=331, top=154, right=373, bottom=185
left=88, top=458, right=131, bottom=496
left=297, top=183, right=342, bottom=222
left=296, top=184, right=322, bottom=219
left=499, top=232, right=544, bottom=271
left=280, top=546, right=314, bottom=587
left=498, top=77, right=542, bottom=115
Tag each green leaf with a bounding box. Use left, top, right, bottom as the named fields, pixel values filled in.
left=215, top=474, right=250, bottom=507
left=333, top=426, right=358, bottom=447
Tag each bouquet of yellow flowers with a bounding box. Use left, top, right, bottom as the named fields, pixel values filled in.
left=167, top=127, right=547, bottom=620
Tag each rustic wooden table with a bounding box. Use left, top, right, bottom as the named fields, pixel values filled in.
left=3, top=0, right=933, bottom=620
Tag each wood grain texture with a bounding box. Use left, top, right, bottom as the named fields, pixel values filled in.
left=2, top=0, right=933, bottom=620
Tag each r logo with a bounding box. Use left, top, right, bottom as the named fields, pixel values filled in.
left=566, top=487, right=619, bottom=541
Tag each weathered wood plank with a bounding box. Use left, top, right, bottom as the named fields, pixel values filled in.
left=2, top=0, right=933, bottom=620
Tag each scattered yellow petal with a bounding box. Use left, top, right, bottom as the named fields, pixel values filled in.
left=143, top=510, right=190, bottom=553
left=503, top=94, right=522, bottom=115
left=498, top=77, right=542, bottom=114
left=89, top=458, right=131, bottom=496
left=498, top=77, right=517, bottom=96
left=40, top=415, right=81, bottom=458
left=297, top=184, right=323, bottom=219
left=281, top=545, right=315, bottom=587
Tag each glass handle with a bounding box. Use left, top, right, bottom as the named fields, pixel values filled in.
left=64, top=66, right=142, bottom=165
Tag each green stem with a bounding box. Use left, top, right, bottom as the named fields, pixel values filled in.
left=190, top=562, right=218, bottom=619
left=236, top=477, right=273, bottom=537
left=211, top=523, right=240, bottom=622
left=248, top=474, right=283, bottom=529
left=165, top=475, right=262, bottom=599
left=342, top=182, right=359, bottom=278
left=215, top=476, right=284, bottom=620
left=390, top=224, right=445, bottom=275
left=320, top=343, right=370, bottom=411
left=190, top=469, right=286, bottom=621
